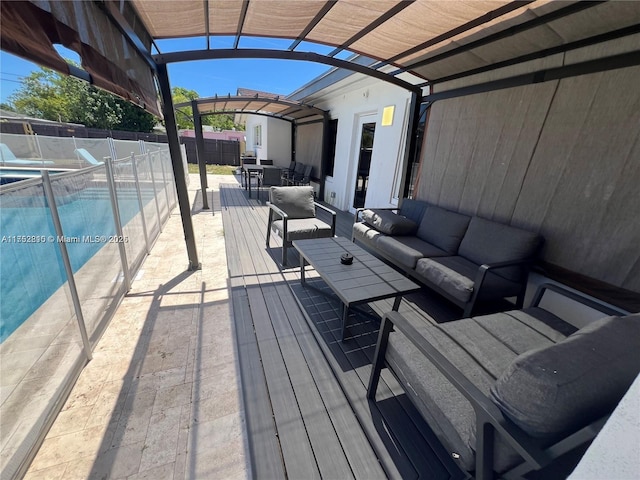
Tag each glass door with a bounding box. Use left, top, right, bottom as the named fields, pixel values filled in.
left=353, top=121, right=376, bottom=209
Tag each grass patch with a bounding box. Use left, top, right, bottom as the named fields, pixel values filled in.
left=187, top=164, right=238, bottom=175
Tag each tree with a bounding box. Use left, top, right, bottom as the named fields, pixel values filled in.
left=7, top=66, right=157, bottom=132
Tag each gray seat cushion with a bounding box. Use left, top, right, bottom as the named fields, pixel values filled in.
left=416, top=205, right=471, bottom=254
left=490, top=313, right=640, bottom=438
left=376, top=235, right=448, bottom=269
left=272, top=218, right=334, bottom=241
left=269, top=186, right=316, bottom=219
left=361, top=209, right=418, bottom=235
left=386, top=308, right=569, bottom=472
left=414, top=255, right=522, bottom=303
left=458, top=217, right=542, bottom=281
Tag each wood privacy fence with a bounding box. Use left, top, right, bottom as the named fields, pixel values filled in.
left=0, top=120, right=241, bottom=166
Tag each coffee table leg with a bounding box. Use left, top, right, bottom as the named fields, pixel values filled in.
left=300, top=253, right=306, bottom=285
left=392, top=295, right=402, bottom=312
left=341, top=304, right=349, bottom=341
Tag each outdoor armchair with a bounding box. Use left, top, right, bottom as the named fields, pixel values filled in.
left=266, top=186, right=336, bottom=266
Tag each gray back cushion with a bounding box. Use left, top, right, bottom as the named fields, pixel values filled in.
left=361, top=209, right=418, bottom=236
left=490, top=314, right=640, bottom=438
left=398, top=199, right=430, bottom=224
left=416, top=205, right=471, bottom=254
left=458, top=217, right=542, bottom=280
left=269, top=186, right=315, bottom=219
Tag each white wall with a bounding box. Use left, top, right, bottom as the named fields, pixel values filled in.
left=308, top=79, right=413, bottom=212
left=266, top=118, right=291, bottom=166
left=244, top=115, right=291, bottom=166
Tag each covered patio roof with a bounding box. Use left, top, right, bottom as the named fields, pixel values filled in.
left=2, top=0, right=639, bottom=270
left=176, top=94, right=327, bottom=123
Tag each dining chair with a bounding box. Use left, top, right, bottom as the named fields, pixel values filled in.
left=258, top=166, right=282, bottom=201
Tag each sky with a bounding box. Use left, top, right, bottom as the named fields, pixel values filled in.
left=0, top=36, right=338, bottom=105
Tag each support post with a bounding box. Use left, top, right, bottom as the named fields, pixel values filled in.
left=191, top=99, right=210, bottom=209
left=319, top=112, right=329, bottom=201
left=157, top=63, right=201, bottom=270
left=401, top=91, right=422, bottom=202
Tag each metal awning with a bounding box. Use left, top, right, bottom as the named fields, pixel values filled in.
left=176, top=94, right=327, bottom=123
left=3, top=1, right=640, bottom=112
left=2, top=0, right=639, bottom=272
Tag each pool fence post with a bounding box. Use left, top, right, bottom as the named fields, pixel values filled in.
left=131, top=153, right=151, bottom=254
left=158, top=149, right=172, bottom=220
left=41, top=171, right=93, bottom=360
left=147, top=151, right=164, bottom=233
left=105, top=157, right=132, bottom=292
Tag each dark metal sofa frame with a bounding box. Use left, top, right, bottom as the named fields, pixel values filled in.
left=367, top=283, right=628, bottom=479
left=352, top=206, right=541, bottom=317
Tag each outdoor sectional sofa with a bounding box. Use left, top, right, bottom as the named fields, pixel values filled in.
left=352, top=199, right=544, bottom=317
left=367, top=283, right=640, bottom=479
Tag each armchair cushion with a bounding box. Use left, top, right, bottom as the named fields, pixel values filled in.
left=416, top=205, right=471, bottom=254
left=361, top=209, right=418, bottom=235
left=490, top=313, right=640, bottom=438
left=458, top=217, right=542, bottom=281
left=272, top=218, right=334, bottom=241
left=269, top=186, right=316, bottom=219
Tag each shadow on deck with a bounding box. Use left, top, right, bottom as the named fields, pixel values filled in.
left=220, top=183, right=468, bottom=479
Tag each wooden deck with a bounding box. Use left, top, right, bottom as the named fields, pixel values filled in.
left=219, top=183, right=467, bottom=479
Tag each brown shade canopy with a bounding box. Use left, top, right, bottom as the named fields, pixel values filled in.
left=2, top=1, right=639, bottom=116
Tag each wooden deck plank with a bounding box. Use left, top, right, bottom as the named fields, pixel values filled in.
left=220, top=183, right=463, bottom=480
left=228, top=186, right=377, bottom=479
left=223, top=186, right=321, bottom=479
left=230, top=286, right=285, bottom=479
left=223, top=184, right=377, bottom=478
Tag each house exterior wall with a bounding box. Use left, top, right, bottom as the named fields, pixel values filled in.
left=300, top=79, right=413, bottom=212
left=244, top=115, right=291, bottom=166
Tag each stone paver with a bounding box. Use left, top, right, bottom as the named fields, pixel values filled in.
left=24, top=174, right=249, bottom=480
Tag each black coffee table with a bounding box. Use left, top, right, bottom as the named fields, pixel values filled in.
left=292, top=236, right=420, bottom=340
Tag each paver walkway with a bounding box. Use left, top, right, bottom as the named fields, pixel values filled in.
left=24, top=174, right=248, bottom=480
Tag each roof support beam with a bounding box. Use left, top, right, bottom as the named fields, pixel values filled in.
left=100, top=1, right=157, bottom=71
left=154, top=49, right=422, bottom=94
left=157, top=63, right=201, bottom=271
left=426, top=23, right=640, bottom=87
left=327, top=2, right=414, bottom=58
left=392, top=1, right=605, bottom=76
left=191, top=100, right=210, bottom=209
left=288, top=1, right=337, bottom=51
left=377, top=1, right=534, bottom=68
left=423, top=50, right=640, bottom=104
left=234, top=0, right=250, bottom=49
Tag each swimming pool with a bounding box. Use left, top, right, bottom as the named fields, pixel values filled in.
left=0, top=185, right=155, bottom=342
left=0, top=168, right=68, bottom=185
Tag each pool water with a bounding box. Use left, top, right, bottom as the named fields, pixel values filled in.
left=0, top=186, right=154, bottom=342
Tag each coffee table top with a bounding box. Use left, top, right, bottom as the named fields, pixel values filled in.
left=292, top=237, right=420, bottom=307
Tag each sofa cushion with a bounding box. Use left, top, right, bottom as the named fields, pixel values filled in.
left=490, top=313, right=640, bottom=438
left=269, top=186, right=315, bottom=219
left=458, top=217, right=542, bottom=281
left=361, top=209, right=418, bottom=236
left=376, top=236, right=448, bottom=269
left=414, top=256, right=522, bottom=303
left=416, top=205, right=471, bottom=254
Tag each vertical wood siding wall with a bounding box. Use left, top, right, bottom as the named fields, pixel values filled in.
left=416, top=65, right=640, bottom=292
